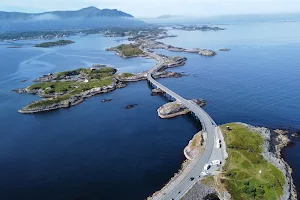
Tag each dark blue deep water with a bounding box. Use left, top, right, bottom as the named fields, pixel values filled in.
left=0, top=20, right=300, bottom=199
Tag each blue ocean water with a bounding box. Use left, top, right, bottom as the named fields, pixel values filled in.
left=0, top=35, right=200, bottom=200
left=158, top=21, right=300, bottom=194
left=0, top=20, right=300, bottom=199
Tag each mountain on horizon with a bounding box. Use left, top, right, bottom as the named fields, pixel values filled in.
left=0, top=6, right=147, bottom=32
left=0, top=6, right=134, bottom=20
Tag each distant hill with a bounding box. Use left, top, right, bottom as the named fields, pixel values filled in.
left=0, top=6, right=133, bottom=20
left=0, top=7, right=147, bottom=32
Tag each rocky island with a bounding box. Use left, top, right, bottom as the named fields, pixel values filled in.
left=219, top=48, right=230, bottom=51
left=141, top=40, right=217, bottom=57
left=34, top=40, right=75, bottom=48
left=106, top=43, right=145, bottom=58
left=172, top=25, right=226, bottom=32
left=157, top=99, right=206, bottom=119
left=14, top=57, right=187, bottom=114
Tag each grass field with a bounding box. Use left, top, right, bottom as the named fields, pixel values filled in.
left=27, top=78, right=113, bottom=109
left=115, top=44, right=144, bottom=57
left=220, top=123, right=285, bottom=200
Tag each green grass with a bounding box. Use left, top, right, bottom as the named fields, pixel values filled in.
left=221, top=123, right=285, bottom=200
left=26, top=78, right=113, bottom=109
left=115, top=44, right=143, bottom=57
left=25, top=67, right=119, bottom=109
left=34, top=40, right=74, bottom=48
left=29, top=78, right=113, bottom=94
left=27, top=95, right=71, bottom=109
left=118, top=73, right=135, bottom=78
left=55, top=67, right=117, bottom=80
left=56, top=68, right=83, bottom=78
left=81, top=67, right=117, bottom=79
left=201, top=176, right=215, bottom=186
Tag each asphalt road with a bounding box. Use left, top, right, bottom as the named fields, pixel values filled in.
left=146, top=50, right=217, bottom=200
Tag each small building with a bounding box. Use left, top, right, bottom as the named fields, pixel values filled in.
left=84, top=79, right=89, bottom=83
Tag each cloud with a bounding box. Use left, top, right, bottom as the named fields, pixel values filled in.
left=31, top=13, right=60, bottom=21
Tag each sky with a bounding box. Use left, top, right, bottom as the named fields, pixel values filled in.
left=0, top=0, right=300, bottom=18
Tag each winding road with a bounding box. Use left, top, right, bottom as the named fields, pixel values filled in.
left=146, top=49, right=220, bottom=200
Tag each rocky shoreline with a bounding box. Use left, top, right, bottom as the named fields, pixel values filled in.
left=151, top=123, right=298, bottom=200
left=157, top=99, right=206, bottom=119
left=14, top=52, right=189, bottom=114
left=148, top=131, right=206, bottom=200
left=142, top=39, right=217, bottom=57
left=18, top=80, right=125, bottom=114
left=106, top=44, right=146, bottom=58
left=241, top=123, right=297, bottom=200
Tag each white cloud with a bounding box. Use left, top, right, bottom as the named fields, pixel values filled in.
left=0, top=0, right=300, bottom=17
left=31, top=14, right=60, bottom=21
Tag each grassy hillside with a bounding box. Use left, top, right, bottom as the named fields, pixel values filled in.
left=220, top=123, right=285, bottom=200
left=115, top=44, right=144, bottom=57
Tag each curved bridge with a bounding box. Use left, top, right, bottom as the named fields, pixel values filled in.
left=146, top=50, right=219, bottom=200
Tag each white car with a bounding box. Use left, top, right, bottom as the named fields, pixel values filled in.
left=200, top=172, right=208, bottom=176
left=211, top=160, right=222, bottom=165
left=204, top=164, right=211, bottom=170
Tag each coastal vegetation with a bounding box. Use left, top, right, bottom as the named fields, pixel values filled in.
left=220, top=123, right=285, bottom=200
left=20, top=66, right=119, bottom=112
left=118, top=72, right=135, bottom=78
left=107, top=43, right=144, bottom=57
left=34, top=40, right=74, bottom=48
left=29, top=78, right=113, bottom=95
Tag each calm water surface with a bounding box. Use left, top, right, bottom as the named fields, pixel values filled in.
left=0, top=21, right=300, bottom=199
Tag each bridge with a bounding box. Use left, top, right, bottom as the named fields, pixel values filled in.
left=146, top=49, right=222, bottom=200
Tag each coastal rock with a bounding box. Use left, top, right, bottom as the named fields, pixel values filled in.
left=151, top=88, right=165, bottom=96
left=125, top=104, right=138, bottom=109
left=144, top=39, right=216, bottom=58
left=102, top=99, right=112, bottom=103
left=19, top=99, right=70, bottom=114
left=12, top=88, right=27, bottom=94
left=291, top=132, right=299, bottom=138
left=92, top=64, right=107, bottom=68
left=184, top=132, right=204, bottom=160
left=118, top=71, right=147, bottom=82
left=219, top=48, right=230, bottom=51
left=34, top=74, right=58, bottom=82
left=153, top=71, right=184, bottom=79
left=182, top=181, right=217, bottom=200
left=158, top=101, right=187, bottom=117
left=157, top=99, right=206, bottom=119
left=198, top=49, right=216, bottom=57
left=274, top=129, right=289, bottom=135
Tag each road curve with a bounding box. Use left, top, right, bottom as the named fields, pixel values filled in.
left=146, top=50, right=218, bottom=200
